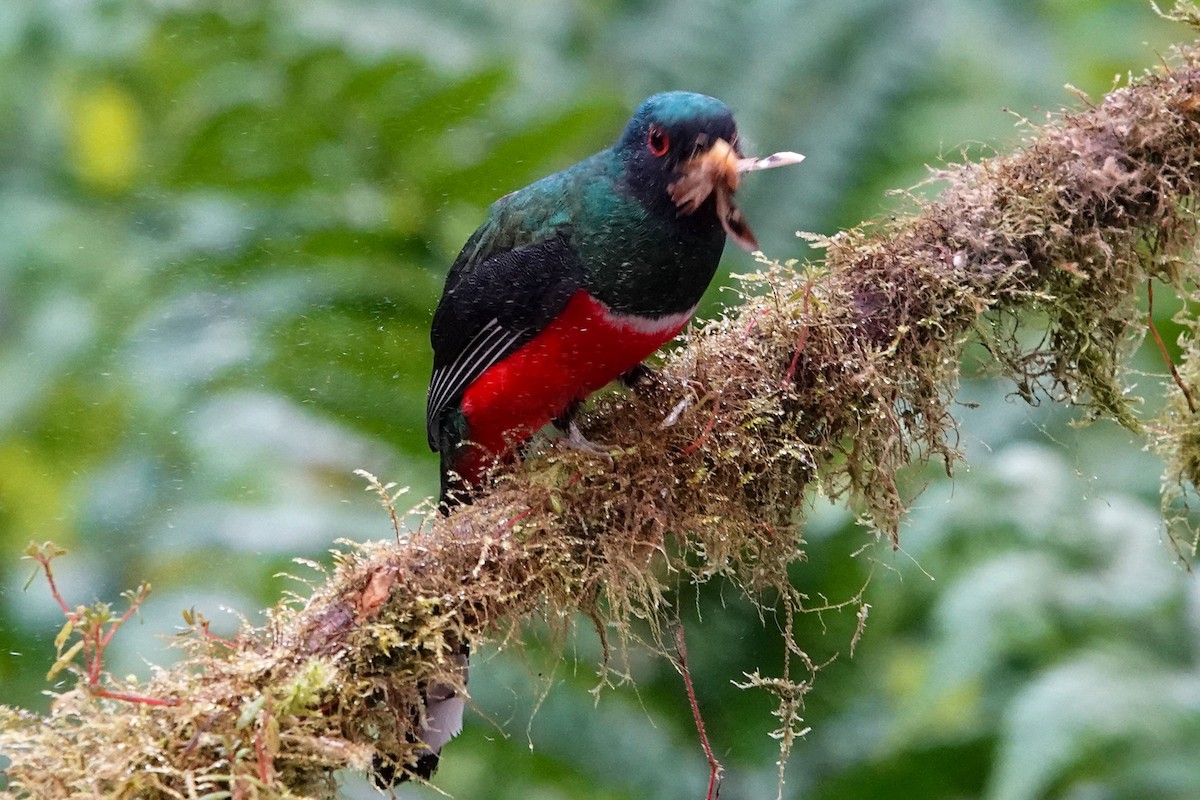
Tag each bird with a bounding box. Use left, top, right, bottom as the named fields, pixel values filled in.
left=396, top=91, right=801, bottom=784
left=426, top=90, right=801, bottom=507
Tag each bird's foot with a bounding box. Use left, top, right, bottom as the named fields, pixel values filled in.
left=560, top=422, right=616, bottom=468
left=619, top=363, right=655, bottom=388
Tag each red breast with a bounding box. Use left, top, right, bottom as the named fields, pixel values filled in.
left=454, top=289, right=694, bottom=482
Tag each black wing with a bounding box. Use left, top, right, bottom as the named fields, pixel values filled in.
left=426, top=234, right=582, bottom=450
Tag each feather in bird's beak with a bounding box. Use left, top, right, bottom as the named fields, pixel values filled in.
left=669, top=139, right=805, bottom=251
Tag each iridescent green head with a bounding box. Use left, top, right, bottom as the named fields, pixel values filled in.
left=617, top=91, right=739, bottom=173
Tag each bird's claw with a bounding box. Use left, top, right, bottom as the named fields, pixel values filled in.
left=562, top=422, right=616, bottom=468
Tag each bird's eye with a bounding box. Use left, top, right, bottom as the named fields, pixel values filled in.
left=647, top=124, right=670, bottom=157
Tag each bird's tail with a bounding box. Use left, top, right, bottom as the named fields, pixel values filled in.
left=372, top=642, right=470, bottom=786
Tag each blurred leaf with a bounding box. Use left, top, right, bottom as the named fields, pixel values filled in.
left=68, top=82, right=141, bottom=192
left=989, top=654, right=1200, bottom=800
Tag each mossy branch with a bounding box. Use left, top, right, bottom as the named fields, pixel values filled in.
left=7, top=18, right=1200, bottom=799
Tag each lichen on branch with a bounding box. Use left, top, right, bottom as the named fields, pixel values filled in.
left=7, top=16, right=1200, bottom=799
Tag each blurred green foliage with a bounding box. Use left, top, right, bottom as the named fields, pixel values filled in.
left=0, top=1, right=1195, bottom=799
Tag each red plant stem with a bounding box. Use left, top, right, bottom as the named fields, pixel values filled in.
left=744, top=307, right=770, bottom=337
left=782, top=280, right=814, bottom=387
left=36, top=555, right=73, bottom=617
left=88, top=627, right=103, bottom=685
left=675, top=625, right=722, bottom=800
left=101, top=595, right=144, bottom=648
left=502, top=506, right=535, bottom=530
left=256, top=724, right=274, bottom=784
left=91, top=688, right=180, bottom=707
left=200, top=623, right=238, bottom=650
left=681, top=404, right=720, bottom=457
left=33, top=549, right=178, bottom=707
left=1147, top=278, right=1196, bottom=413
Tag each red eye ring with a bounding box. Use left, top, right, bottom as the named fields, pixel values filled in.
left=647, top=124, right=670, bottom=157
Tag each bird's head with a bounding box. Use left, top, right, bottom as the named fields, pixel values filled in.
left=617, top=91, right=759, bottom=250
